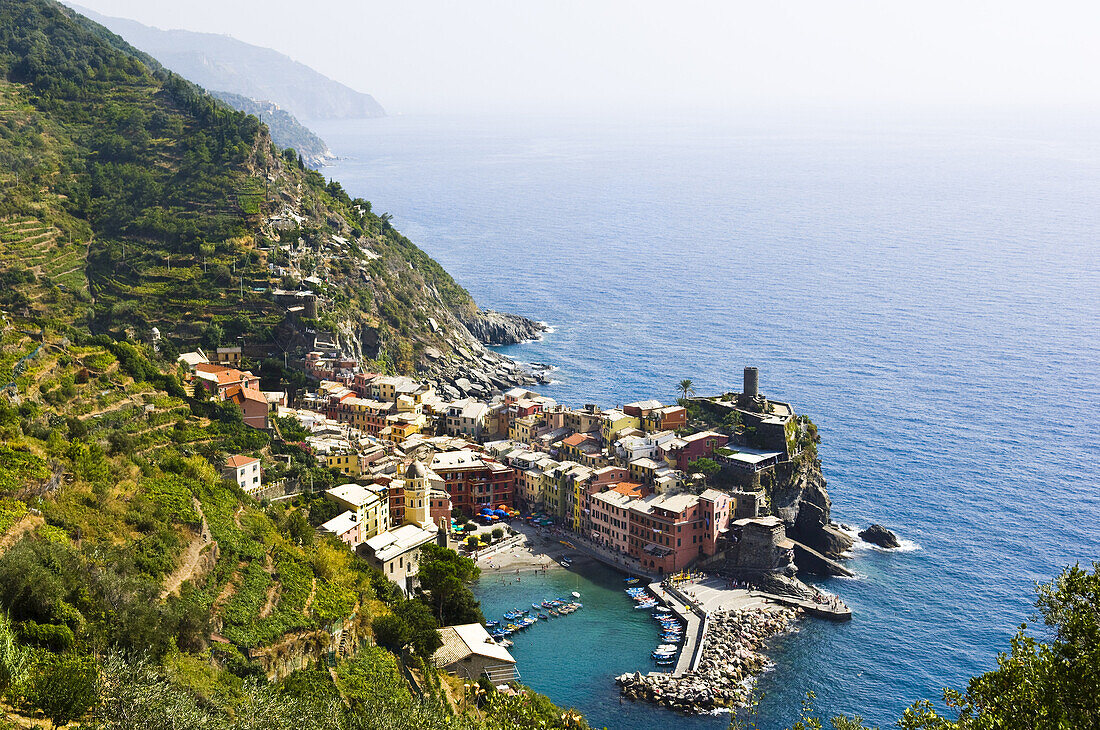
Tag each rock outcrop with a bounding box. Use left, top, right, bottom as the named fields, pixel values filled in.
left=858, top=524, right=901, bottom=549
left=761, top=456, right=853, bottom=575
left=459, top=309, right=547, bottom=346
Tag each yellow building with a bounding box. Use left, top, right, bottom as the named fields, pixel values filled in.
left=326, top=452, right=363, bottom=478
left=325, top=483, right=389, bottom=541
left=600, top=409, right=640, bottom=445
left=509, top=414, right=539, bottom=444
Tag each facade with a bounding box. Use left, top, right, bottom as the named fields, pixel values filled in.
left=431, top=623, right=517, bottom=682
left=325, top=483, right=390, bottom=541
left=430, top=450, right=516, bottom=515
left=223, top=454, right=261, bottom=494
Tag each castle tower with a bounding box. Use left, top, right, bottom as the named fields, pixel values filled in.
left=403, top=460, right=430, bottom=527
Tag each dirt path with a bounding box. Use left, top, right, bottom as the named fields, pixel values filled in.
left=0, top=514, right=44, bottom=555
left=212, top=561, right=246, bottom=613
left=161, top=497, right=211, bottom=599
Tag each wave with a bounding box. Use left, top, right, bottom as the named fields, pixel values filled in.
left=839, top=524, right=922, bottom=554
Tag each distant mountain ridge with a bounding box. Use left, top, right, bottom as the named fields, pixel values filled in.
left=210, top=91, right=332, bottom=168
left=66, top=3, right=385, bottom=121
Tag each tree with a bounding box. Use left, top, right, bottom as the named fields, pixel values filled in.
left=393, top=600, right=441, bottom=659
left=371, top=614, right=411, bottom=654
left=491, top=527, right=504, bottom=541
left=416, top=544, right=483, bottom=626
left=29, top=653, right=98, bottom=728
left=678, top=378, right=695, bottom=402
left=688, top=457, right=721, bottom=478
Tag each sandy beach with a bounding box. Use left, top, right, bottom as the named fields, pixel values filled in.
left=474, top=522, right=571, bottom=575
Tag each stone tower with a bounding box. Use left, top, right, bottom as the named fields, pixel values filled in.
left=403, top=460, right=430, bottom=527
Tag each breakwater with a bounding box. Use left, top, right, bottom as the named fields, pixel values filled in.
left=617, top=607, right=801, bottom=714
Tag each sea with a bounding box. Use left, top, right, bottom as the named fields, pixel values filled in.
left=311, top=110, right=1100, bottom=729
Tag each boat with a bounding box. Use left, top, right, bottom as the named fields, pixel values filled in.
left=655, top=606, right=671, bottom=613
left=549, top=609, right=559, bottom=617
left=655, top=658, right=675, bottom=666
left=560, top=559, right=572, bottom=568
left=485, top=620, right=499, bottom=627
left=624, top=577, right=640, bottom=585
left=533, top=603, right=542, bottom=610
left=571, top=591, right=581, bottom=599
left=538, top=613, right=549, bottom=620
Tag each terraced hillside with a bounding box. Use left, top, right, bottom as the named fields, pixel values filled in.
left=0, top=0, right=535, bottom=378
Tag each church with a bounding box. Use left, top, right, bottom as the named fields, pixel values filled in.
left=359, top=460, right=450, bottom=595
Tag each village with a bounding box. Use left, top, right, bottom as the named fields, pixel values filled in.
left=178, top=346, right=818, bottom=592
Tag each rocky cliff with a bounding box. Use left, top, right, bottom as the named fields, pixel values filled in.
left=459, top=309, right=547, bottom=346
left=760, top=455, right=853, bottom=575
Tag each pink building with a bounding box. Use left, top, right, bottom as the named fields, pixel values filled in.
left=589, top=490, right=634, bottom=555
left=318, top=511, right=361, bottom=547
left=667, top=431, right=727, bottom=471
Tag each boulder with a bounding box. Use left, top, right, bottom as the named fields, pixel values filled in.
left=859, top=524, right=901, bottom=549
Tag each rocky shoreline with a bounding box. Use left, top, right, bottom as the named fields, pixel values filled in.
left=617, top=607, right=801, bottom=714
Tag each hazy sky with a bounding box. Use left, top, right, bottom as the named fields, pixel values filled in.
left=70, top=0, right=1100, bottom=115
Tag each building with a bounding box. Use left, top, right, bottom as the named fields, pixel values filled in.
left=431, top=623, right=517, bottom=682
left=215, top=346, right=242, bottom=366
left=225, top=384, right=270, bottom=430
left=223, top=455, right=261, bottom=494
left=600, top=409, right=641, bottom=445
left=430, top=450, right=516, bottom=515
left=193, top=363, right=260, bottom=401
left=318, top=511, right=360, bottom=547
left=325, top=483, right=389, bottom=541
left=359, top=461, right=441, bottom=595
left=444, top=400, right=491, bottom=440
left=666, top=431, right=727, bottom=471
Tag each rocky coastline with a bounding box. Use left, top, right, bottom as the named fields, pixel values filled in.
left=617, top=606, right=801, bottom=714
left=459, top=309, right=549, bottom=346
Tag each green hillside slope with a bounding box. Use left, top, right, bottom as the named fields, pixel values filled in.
left=4, top=0, right=548, bottom=381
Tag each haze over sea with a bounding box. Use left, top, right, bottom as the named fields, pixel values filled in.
left=314, top=111, right=1100, bottom=728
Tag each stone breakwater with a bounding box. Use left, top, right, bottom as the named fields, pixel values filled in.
left=617, top=607, right=801, bottom=714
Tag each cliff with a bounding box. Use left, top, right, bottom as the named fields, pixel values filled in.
left=210, top=91, right=332, bottom=169
left=760, top=455, right=853, bottom=575
left=460, top=309, right=548, bottom=346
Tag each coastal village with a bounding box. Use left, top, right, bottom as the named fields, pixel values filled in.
left=175, top=343, right=853, bottom=712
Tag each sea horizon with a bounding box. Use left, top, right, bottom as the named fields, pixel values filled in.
left=314, top=110, right=1100, bottom=727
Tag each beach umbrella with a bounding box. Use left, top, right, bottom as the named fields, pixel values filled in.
left=493, top=509, right=507, bottom=517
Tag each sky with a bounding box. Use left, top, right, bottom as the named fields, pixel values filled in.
left=67, top=0, right=1100, bottom=115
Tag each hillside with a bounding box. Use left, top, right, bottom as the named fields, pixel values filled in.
left=0, top=0, right=543, bottom=394
left=211, top=90, right=332, bottom=168
left=67, top=3, right=386, bottom=121
left=0, top=1, right=576, bottom=727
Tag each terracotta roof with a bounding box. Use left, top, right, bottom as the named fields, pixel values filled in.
left=225, top=455, right=258, bottom=468
left=611, top=481, right=647, bottom=497
left=562, top=432, right=595, bottom=448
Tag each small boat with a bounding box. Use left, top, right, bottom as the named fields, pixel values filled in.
left=549, top=609, right=559, bottom=617
left=533, top=603, right=542, bottom=610
left=625, top=577, right=640, bottom=585
left=485, top=620, right=499, bottom=627
left=655, top=606, right=671, bottom=613
left=538, top=613, right=548, bottom=620
left=655, top=658, right=675, bottom=666
left=560, top=558, right=572, bottom=567
left=571, top=591, right=581, bottom=599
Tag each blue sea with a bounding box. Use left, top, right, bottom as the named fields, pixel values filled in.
left=312, top=111, right=1100, bottom=728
